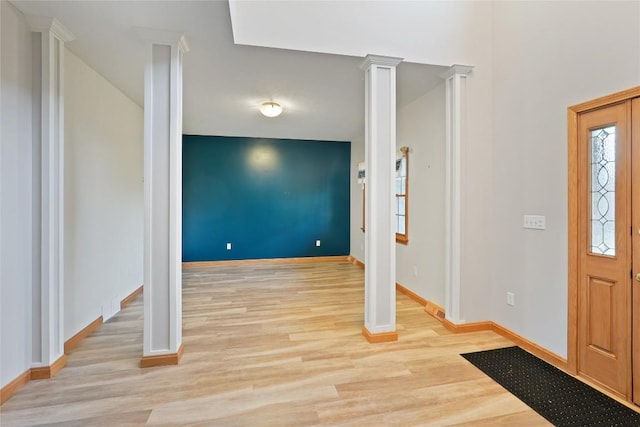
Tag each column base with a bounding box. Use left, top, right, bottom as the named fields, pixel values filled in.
left=31, top=354, right=67, bottom=380
left=140, top=343, right=184, bottom=368
left=362, top=326, right=398, bottom=343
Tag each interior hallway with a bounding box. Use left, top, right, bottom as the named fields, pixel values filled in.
left=0, top=261, right=548, bottom=426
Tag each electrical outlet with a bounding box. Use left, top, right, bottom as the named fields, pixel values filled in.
left=523, top=215, right=545, bottom=230
left=412, top=265, right=418, bottom=277
left=226, top=242, right=232, bottom=250
left=315, top=240, right=321, bottom=247
left=507, top=292, right=515, bottom=306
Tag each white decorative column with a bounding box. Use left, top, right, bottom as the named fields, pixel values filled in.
left=28, top=16, right=74, bottom=379
left=440, top=65, right=473, bottom=325
left=360, top=54, right=402, bottom=343
left=137, top=28, right=189, bottom=367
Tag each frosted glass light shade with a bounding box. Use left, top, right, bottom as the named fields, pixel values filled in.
left=260, top=101, right=283, bottom=118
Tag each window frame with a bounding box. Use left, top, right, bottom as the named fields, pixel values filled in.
left=360, top=146, right=409, bottom=245
left=395, top=146, right=409, bottom=244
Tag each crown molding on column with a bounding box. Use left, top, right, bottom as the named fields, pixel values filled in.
left=26, top=16, right=75, bottom=42
left=359, top=54, right=403, bottom=70
left=135, top=27, right=191, bottom=53
left=440, top=64, right=474, bottom=80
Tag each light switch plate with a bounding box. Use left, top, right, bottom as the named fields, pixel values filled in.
left=523, top=215, right=545, bottom=230
left=507, top=292, right=515, bottom=306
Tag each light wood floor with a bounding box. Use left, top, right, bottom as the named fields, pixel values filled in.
left=0, top=260, right=550, bottom=426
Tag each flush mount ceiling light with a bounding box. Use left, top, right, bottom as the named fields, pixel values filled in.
left=260, top=101, right=283, bottom=118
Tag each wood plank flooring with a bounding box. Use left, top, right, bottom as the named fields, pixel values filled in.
left=0, top=260, right=550, bottom=426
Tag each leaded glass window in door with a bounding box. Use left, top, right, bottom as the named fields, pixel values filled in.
left=590, top=125, right=616, bottom=256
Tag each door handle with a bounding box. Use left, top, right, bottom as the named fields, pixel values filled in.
left=637, top=273, right=640, bottom=282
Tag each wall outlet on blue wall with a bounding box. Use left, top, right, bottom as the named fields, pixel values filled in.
left=226, top=243, right=232, bottom=250
left=315, top=240, right=321, bottom=247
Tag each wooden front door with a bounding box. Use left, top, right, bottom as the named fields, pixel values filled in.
left=576, top=98, right=636, bottom=401
left=577, top=101, right=632, bottom=397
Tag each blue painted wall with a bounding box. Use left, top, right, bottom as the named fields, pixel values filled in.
left=182, top=135, right=351, bottom=261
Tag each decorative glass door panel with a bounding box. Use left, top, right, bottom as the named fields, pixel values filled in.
left=590, top=126, right=617, bottom=256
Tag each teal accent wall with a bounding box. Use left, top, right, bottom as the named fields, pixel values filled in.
left=182, top=135, right=351, bottom=261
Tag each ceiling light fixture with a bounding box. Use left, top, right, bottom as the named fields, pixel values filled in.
left=260, top=101, right=283, bottom=118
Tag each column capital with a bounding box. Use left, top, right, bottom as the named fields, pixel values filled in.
left=26, top=16, right=75, bottom=42
left=135, top=27, right=190, bottom=53
left=360, top=54, right=403, bottom=71
left=440, top=64, right=473, bottom=80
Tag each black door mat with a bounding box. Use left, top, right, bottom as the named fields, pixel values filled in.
left=461, top=346, right=640, bottom=427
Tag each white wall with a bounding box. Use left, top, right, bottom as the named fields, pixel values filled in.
left=0, top=0, right=34, bottom=388
left=64, top=49, right=144, bottom=340
left=349, top=134, right=365, bottom=263
left=488, top=1, right=640, bottom=357
left=455, top=11, right=495, bottom=325
left=396, top=83, right=446, bottom=305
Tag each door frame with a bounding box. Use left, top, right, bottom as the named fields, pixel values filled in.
left=567, top=86, right=640, bottom=382
left=633, top=98, right=640, bottom=405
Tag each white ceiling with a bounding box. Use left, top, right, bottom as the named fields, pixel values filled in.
left=11, top=0, right=448, bottom=142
